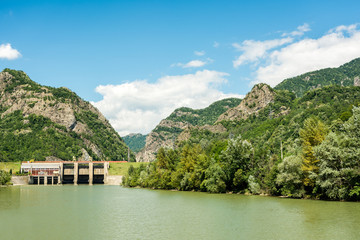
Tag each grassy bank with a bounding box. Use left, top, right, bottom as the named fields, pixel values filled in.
left=108, top=162, right=147, bottom=176
left=0, top=162, right=21, bottom=173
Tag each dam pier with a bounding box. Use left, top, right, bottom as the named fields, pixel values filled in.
left=21, top=161, right=110, bottom=185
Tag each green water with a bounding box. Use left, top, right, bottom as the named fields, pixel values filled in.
left=0, top=186, right=359, bottom=240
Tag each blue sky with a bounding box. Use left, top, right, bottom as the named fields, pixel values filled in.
left=1, top=0, right=360, bottom=135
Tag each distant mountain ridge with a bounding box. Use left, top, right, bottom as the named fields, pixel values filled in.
left=0, top=69, right=134, bottom=162
left=123, top=133, right=147, bottom=153
left=136, top=98, right=241, bottom=162
left=136, top=57, right=360, bottom=162
left=275, top=58, right=360, bottom=97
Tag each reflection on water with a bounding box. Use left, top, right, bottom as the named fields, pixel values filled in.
left=0, top=187, right=20, bottom=210
left=0, top=186, right=359, bottom=240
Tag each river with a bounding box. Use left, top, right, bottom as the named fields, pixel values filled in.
left=0, top=185, right=359, bottom=240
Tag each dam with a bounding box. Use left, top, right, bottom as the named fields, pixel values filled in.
left=20, top=161, right=109, bottom=185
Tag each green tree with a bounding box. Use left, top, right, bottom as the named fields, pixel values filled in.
left=299, top=117, right=327, bottom=188
left=0, top=170, right=11, bottom=185
left=201, top=161, right=226, bottom=193
left=314, top=107, right=360, bottom=200
left=276, top=155, right=304, bottom=197
left=221, top=135, right=253, bottom=190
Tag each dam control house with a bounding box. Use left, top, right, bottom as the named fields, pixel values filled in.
left=21, top=161, right=109, bottom=185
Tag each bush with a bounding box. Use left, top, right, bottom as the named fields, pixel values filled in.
left=0, top=170, right=11, bottom=185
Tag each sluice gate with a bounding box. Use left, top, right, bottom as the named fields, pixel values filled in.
left=21, top=161, right=109, bottom=185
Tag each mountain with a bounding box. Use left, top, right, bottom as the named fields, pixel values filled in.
left=123, top=133, right=147, bottom=153
left=123, top=57, right=360, bottom=201
left=0, top=69, right=135, bottom=162
left=136, top=98, right=241, bottom=162
left=136, top=57, right=360, bottom=163
left=275, top=58, right=360, bottom=97
left=217, top=83, right=276, bottom=122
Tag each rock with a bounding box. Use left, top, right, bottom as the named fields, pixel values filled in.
left=0, top=69, right=131, bottom=162
left=45, top=156, right=64, bottom=161
left=217, top=83, right=275, bottom=122
left=354, top=76, right=360, bottom=86
left=78, top=148, right=93, bottom=162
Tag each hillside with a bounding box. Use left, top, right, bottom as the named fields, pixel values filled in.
left=275, top=58, right=360, bottom=97
left=125, top=84, right=360, bottom=200
left=123, top=133, right=147, bottom=153
left=124, top=57, right=360, bottom=201
left=136, top=98, right=241, bottom=162
left=0, top=69, right=135, bottom=162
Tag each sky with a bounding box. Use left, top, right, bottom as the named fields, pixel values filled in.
left=1, top=0, right=360, bottom=136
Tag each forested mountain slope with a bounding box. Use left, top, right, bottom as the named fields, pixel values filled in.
left=124, top=84, right=360, bottom=200
left=275, top=58, right=360, bottom=97
left=136, top=98, right=241, bottom=162
left=123, top=133, right=147, bottom=153
left=0, top=69, right=134, bottom=162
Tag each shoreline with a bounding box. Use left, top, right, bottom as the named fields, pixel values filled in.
left=10, top=175, right=123, bottom=186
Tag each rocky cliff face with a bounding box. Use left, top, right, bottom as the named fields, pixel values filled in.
left=136, top=118, right=191, bottom=162
left=0, top=69, right=133, bottom=162
left=217, top=84, right=275, bottom=122
left=136, top=98, right=241, bottom=162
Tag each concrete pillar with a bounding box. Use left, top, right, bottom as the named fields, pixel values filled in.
left=44, top=173, right=48, bottom=186
left=59, top=162, right=63, bottom=185
left=104, top=162, right=109, bottom=184
left=89, top=162, right=93, bottom=185
left=37, top=176, right=40, bottom=185
left=74, top=162, right=78, bottom=185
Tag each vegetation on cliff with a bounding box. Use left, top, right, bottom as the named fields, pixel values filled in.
left=123, top=133, right=147, bottom=153
left=275, top=58, right=360, bottom=97
left=165, top=98, right=242, bottom=127
left=0, top=69, right=134, bottom=162
left=123, top=82, right=360, bottom=200
left=137, top=97, right=241, bottom=162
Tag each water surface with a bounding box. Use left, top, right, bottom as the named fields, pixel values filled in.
left=0, top=186, right=359, bottom=239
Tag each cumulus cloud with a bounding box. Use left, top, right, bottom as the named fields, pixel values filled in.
left=0, top=43, right=21, bottom=60
left=233, top=37, right=293, bottom=67
left=254, top=24, right=360, bottom=86
left=194, top=50, right=206, bottom=56
left=213, top=41, right=219, bottom=48
left=92, top=70, right=243, bottom=136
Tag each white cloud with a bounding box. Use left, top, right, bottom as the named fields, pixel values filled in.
left=282, top=23, right=311, bottom=37
left=254, top=24, right=360, bottom=86
left=0, top=43, right=21, bottom=60
left=183, top=60, right=207, bottom=68
left=92, top=70, right=242, bottom=136
left=213, top=41, right=219, bottom=48
left=194, top=50, right=206, bottom=56
left=233, top=37, right=293, bottom=67
left=172, top=58, right=213, bottom=68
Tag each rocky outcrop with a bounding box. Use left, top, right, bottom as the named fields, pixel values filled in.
left=136, top=117, right=228, bottom=162
left=0, top=69, right=132, bottom=161
left=78, top=148, right=93, bottom=162
left=136, top=98, right=242, bottom=162
left=354, top=76, right=360, bottom=86
left=136, top=119, right=188, bottom=162
left=217, top=84, right=275, bottom=122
